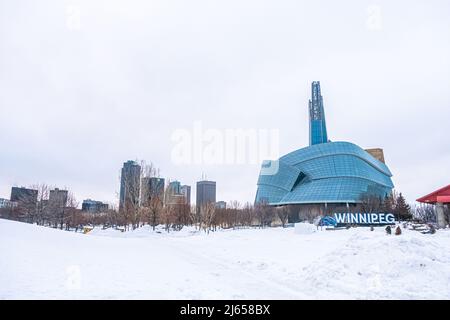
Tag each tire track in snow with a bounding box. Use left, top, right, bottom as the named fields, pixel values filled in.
left=162, top=237, right=309, bottom=299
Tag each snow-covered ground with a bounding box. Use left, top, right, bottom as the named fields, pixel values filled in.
left=1, top=218, right=449, bottom=299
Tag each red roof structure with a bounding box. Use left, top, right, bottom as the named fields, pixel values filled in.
left=417, top=184, right=450, bottom=204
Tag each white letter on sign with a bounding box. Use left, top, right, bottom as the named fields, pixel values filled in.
left=386, top=213, right=395, bottom=223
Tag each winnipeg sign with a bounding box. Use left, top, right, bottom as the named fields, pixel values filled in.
left=332, top=212, right=396, bottom=225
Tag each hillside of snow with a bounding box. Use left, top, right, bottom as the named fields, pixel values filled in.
left=1, top=218, right=449, bottom=299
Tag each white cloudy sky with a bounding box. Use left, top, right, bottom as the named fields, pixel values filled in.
left=1, top=0, right=449, bottom=206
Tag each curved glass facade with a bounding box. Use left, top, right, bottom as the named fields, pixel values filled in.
left=255, top=82, right=394, bottom=206
left=255, top=141, right=394, bottom=205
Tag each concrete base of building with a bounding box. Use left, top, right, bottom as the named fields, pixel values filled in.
left=283, top=203, right=357, bottom=223
left=436, top=202, right=448, bottom=228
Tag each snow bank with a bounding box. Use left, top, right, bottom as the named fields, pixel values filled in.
left=294, top=222, right=317, bottom=234
left=297, top=229, right=450, bottom=299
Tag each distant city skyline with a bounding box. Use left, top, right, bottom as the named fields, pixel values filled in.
left=1, top=163, right=208, bottom=209
left=1, top=1, right=449, bottom=206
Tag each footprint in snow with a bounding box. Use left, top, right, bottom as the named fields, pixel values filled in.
left=257, top=263, right=268, bottom=270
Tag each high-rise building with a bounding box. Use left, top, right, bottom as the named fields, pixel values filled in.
left=168, top=181, right=181, bottom=195
left=215, top=201, right=226, bottom=209
left=181, top=185, right=191, bottom=205
left=0, top=198, right=17, bottom=209
left=166, top=180, right=182, bottom=205
left=82, top=199, right=109, bottom=213
left=196, top=180, right=216, bottom=210
left=49, top=188, right=68, bottom=208
left=10, top=187, right=38, bottom=211
left=119, top=160, right=141, bottom=212
left=309, top=81, right=329, bottom=146
left=141, top=176, right=165, bottom=206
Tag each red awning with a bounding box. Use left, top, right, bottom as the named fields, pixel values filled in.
left=437, top=195, right=450, bottom=203
left=417, top=184, right=450, bottom=204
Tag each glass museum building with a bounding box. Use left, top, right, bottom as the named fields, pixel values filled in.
left=255, top=82, right=394, bottom=207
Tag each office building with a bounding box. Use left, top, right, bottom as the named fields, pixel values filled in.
left=215, top=201, right=226, bottom=209
left=10, top=187, right=38, bottom=211
left=196, top=180, right=216, bottom=210
left=49, top=188, right=68, bottom=208
left=119, top=160, right=141, bottom=212
left=181, top=185, right=191, bottom=205
left=141, top=176, right=165, bottom=206
left=0, top=198, right=17, bottom=209
left=168, top=181, right=181, bottom=195
left=82, top=199, right=109, bottom=213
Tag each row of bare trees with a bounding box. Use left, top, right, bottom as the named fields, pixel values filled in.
left=4, top=191, right=435, bottom=233
left=187, top=201, right=288, bottom=233
left=117, top=196, right=282, bottom=234
left=0, top=176, right=285, bottom=234
left=413, top=203, right=450, bottom=224
left=0, top=183, right=81, bottom=229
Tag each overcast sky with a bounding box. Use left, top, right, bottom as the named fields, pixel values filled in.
left=1, top=0, right=449, bottom=207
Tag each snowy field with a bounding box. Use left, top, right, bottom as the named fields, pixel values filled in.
left=1, top=218, right=450, bottom=299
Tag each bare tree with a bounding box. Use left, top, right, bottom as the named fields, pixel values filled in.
left=34, top=184, right=50, bottom=226
left=228, top=201, right=241, bottom=228
left=189, top=205, right=200, bottom=229
left=413, top=203, right=436, bottom=223
left=161, top=204, right=174, bottom=233
left=171, top=197, right=191, bottom=231
left=296, top=205, right=322, bottom=223
left=62, top=191, right=79, bottom=230
left=276, top=206, right=289, bottom=227
left=200, top=202, right=217, bottom=234
left=214, top=207, right=226, bottom=229
left=66, top=208, right=85, bottom=232
left=255, top=201, right=274, bottom=228
left=103, top=204, right=119, bottom=229
left=242, top=202, right=256, bottom=227
left=141, top=162, right=164, bottom=231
